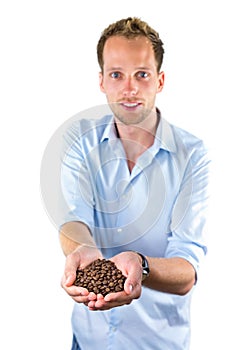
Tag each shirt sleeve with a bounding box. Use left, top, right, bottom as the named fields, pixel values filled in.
left=59, top=122, right=95, bottom=232
left=165, top=140, right=211, bottom=278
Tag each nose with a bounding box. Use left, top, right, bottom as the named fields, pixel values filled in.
left=122, top=77, right=138, bottom=97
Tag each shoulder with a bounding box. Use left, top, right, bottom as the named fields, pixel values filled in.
left=161, top=118, right=211, bottom=171
left=63, top=113, right=113, bottom=144
left=70, top=114, right=112, bottom=136
left=169, top=121, right=209, bottom=157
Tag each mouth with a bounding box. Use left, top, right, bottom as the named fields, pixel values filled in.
left=120, top=102, right=142, bottom=110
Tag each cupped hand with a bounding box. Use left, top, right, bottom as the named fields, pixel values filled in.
left=85, top=251, right=143, bottom=311
left=61, top=245, right=102, bottom=303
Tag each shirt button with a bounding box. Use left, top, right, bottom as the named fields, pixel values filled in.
left=117, top=228, right=122, bottom=233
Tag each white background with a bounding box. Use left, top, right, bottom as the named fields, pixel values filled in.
left=0, top=0, right=232, bottom=349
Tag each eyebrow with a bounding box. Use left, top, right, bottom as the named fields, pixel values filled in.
left=106, top=66, right=152, bottom=72
left=106, top=67, right=122, bottom=72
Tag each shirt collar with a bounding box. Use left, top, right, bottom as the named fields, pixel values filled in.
left=100, top=112, right=177, bottom=153
left=100, top=115, right=117, bottom=142
left=156, top=115, right=177, bottom=153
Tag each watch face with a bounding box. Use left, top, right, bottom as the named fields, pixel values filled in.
left=131, top=251, right=150, bottom=281
left=140, top=254, right=150, bottom=281
left=142, top=269, right=149, bottom=281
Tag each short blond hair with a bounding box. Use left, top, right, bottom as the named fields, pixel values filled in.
left=97, top=17, right=164, bottom=73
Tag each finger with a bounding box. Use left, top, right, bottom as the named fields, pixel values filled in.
left=63, top=285, right=89, bottom=297
left=87, top=292, right=97, bottom=301
left=87, top=300, right=97, bottom=309
left=89, top=297, right=132, bottom=311
left=104, top=290, right=126, bottom=302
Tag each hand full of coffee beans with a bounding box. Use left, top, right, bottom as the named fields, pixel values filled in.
left=73, top=258, right=126, bottom=296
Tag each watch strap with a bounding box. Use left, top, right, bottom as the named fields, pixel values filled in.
left=135, top=252, right=150, bottom=281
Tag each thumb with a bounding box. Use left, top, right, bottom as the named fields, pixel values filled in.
left=62, top=253, right=79, bottom=287
left=124, top=278, right=134, bottom=295
left=65, top=272, right=76, bottom=287
left=61, top=270, right=76, bottom=288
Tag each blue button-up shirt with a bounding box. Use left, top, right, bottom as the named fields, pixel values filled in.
left=61, top=111, right=210, bottom=350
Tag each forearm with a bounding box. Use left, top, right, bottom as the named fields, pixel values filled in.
left=59, top=221, right=97, bottom=256
left=59, top=223, right=196, bottom=296
left=143, top=256, right=196, bottom=295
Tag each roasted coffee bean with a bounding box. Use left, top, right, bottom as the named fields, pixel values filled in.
left=74, top=259, right=126, bottom=296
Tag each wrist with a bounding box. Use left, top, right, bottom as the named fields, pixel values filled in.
left=76, top=245, right=102, bottom=266
left=129, top=251, right=150, bottom=282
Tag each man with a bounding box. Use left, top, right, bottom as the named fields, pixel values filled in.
left=60, top=17, right=210, bottom=349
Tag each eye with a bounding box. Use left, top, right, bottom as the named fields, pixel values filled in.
left=110, top=72, right=121, bottom=79
left=137, top=71, right=149, bottom=79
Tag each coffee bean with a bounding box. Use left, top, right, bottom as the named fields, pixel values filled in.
left=73, top=259, right=126, bottom=296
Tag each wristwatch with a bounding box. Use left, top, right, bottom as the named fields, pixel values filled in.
left=136, top=252, right=150, bottom=281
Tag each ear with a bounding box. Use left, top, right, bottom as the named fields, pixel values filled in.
left=157, top=71, right=165, bottom=92
left=99, top=72, right=105, bottom=93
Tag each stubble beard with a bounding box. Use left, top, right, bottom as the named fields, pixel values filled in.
left=109, top=102, right=152, bottom=126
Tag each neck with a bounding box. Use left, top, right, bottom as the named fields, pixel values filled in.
left=115, top=109, right=160, bottom=147
left=114, top=109, right=160, bottom=172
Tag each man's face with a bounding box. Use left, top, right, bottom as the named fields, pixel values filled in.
left=99, top=35, right=164, bottom=125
